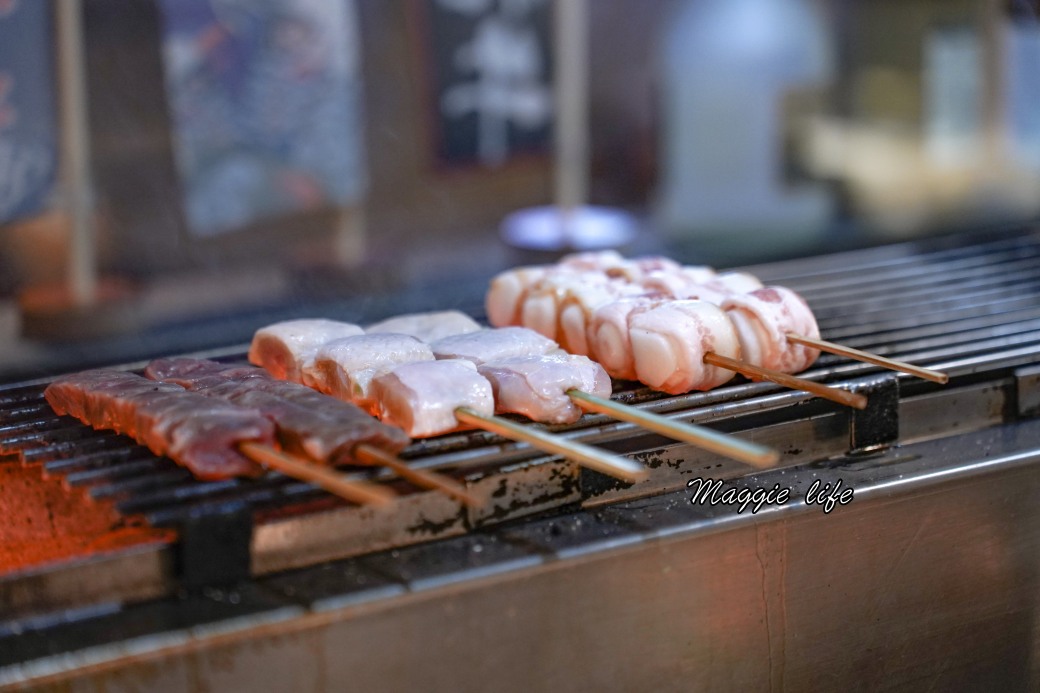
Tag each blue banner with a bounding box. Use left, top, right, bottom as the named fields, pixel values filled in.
left=0, top=0, right=58, bottom=223
left=157, top=0, right=366, bottom=237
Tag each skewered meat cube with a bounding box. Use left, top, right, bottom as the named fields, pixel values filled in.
left=560, top=251, right=682, bottom=280
left=587, top=296, right=665, bottom=380
left=145, top=358, right=410, bottom=464
left=248, top=319, right=363, bottom=387
left=45, top=369, right=274, bottom=479
left=518, top=271, right=615, bottom=342
left=366, top=310, right=482, bottom=342
left=370, top=359, right=494, bottom=437
left=722, top=287, right=821, bottom=373
left=312, top=334, right=435, bottom=411
left=486, top=266, right=551, bottom=327
left=628, top=301, right=741, bottom=394
left=477, top=353, right=611, bottom=424
left=431, top=326, right=561, bottom=365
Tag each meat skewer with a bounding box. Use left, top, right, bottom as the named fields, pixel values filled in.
left=584, top=292, right=867, bottom=409
left=370, top=359, right=648, bottom=482
left=431, top=327, right=780, bottom=467
left=44, top=369, right=394, bottom=507
left=366, top=310, right=483, bottom=342
left=255, top=318, right=779, bottom=469
left=492, top=268, right=867, bottom=406
left=490, top=253, right=948, bottom=385
left=145, top=358, right=480, bottom=506
left=258, top=328, right=650, bottom=482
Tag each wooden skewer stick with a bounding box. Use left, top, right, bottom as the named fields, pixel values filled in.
left=454, top=407, right=648, bottom=483
left=239, top=442, right=396, bottom=507
left=703, top=353, right=868, bottom=410
left=354, top=443, right=482, bottom=507
left=785, top=333, right=949, bottom=384
left=565, top=389, right=779, bottom=469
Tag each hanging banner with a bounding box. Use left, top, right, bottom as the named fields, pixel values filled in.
left=158, top=0, right=366, bottom=237
left=0, top=0, right=58, bottom=224
left=416, top=0, right=553, bottom=169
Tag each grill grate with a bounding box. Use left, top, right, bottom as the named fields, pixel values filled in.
left=2, top=226, right=1040, bottom=579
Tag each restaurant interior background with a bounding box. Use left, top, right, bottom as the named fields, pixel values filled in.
left=1, top=0, right=1038, bottom=382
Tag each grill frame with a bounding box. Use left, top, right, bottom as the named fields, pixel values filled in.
left=2, top=225, right=1040, bottom=622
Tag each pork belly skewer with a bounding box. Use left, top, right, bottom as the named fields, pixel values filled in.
left=369, top=359, right=648, bottom=482
left=430, top=327, right=780, bottom=468
left=366, top=310, right=482, bottom=342
left=490, top=266, right=865, bottom=405
left=44, top=369, right=395, bottom=507
left=257, top=328, right=649, bottom=482
left=145, top=358, right=480, bottom=507
left=645, top=272, right=949, bottom=385
left=493, top=256, right=948, bottom=384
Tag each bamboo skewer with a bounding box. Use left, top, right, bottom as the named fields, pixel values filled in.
left=703, top=353, right=868, bottom=410
left=565, top=389, right=779, bottom=468
left=239, top=441, right=396, bottom=507
left=785, top=333, right=949, bottom=384
left=454, top=407, right=648, bottom=483
left=354, top=443, right=481, bottom=507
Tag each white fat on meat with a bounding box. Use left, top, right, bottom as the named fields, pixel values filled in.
left=587, top=296, right=664, bottom=380
left=561, top=251, right=681, bottom=281
left=365, top=310, right=482, bottom=342
left=430, top=326, right=560, bottom=365
left=478, top=353, right=611, bottom=424
left=371, top=359, right=494, bottom=438
left=518, top=271, right=614, bottom=343
left=704, top=271, right=764, bottom=294
left=721, top=287, right=820, bottom=373
left=312, top=334, right=434, bottom=410
left=248, top=319, right=363, bottom=386
left=558, top=280, right=642, bottom=357
left=486, top=266, right=550, bottom=327
left=628, top=301, right=740, bottom=394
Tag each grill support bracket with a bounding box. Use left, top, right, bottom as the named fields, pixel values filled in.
left=849, top=374, right=900, bottom=451
left=177, top=504, right=254, bottom=589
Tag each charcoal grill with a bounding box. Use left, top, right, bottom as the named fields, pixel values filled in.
left=1, top=227, right=1039, bottom=691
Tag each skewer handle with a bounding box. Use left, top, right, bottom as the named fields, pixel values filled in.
left=239, top=442, right=395, bottom=507
left=786, top=333, right=949, bottom=384
left=566, top=389, right=779, bottom=469
left=703, top=353, right=868, bottom=410
left=355, top=443, right=482, bottom=507
left=454, top=407, right=648, bottom=483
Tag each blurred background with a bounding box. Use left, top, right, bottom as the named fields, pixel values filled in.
left=1, top=0, right=1038, bottom=381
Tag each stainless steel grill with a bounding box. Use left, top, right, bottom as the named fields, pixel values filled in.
left=2, top=227, right=1040, bottom=691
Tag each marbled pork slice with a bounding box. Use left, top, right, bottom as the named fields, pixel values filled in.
left=146, top=358, right=410, bottom=464
left=45, top=369, right=271, bottom=479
